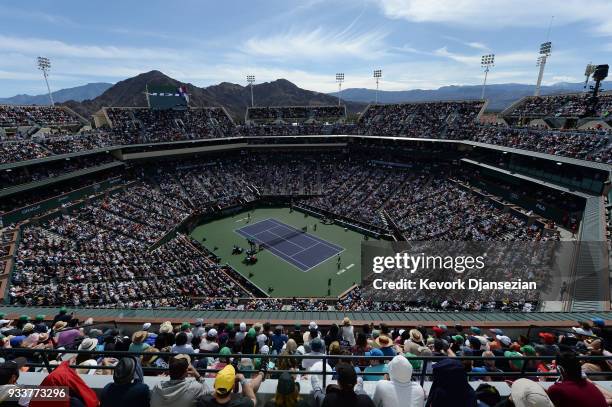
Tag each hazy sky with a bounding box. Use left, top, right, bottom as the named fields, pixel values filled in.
left=1, top=0, right=611, bottom=97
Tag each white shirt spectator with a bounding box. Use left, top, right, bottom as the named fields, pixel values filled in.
left=373, top=355, right=425, bottom=407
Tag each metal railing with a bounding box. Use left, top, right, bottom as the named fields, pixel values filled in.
left=2, top=348, right=611, bottom=389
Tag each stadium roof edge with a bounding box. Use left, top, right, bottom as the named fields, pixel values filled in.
left=461, top=158, right=597, bottom=199
left=1, top=135, right=609, bottom=173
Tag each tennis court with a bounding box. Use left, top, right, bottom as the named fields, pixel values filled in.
left=236, top=218, right=344, bottom=271
left=190, top=207, right=364, bottom=297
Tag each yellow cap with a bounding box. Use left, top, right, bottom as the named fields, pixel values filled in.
left=214, top=365, right=236, bottom=395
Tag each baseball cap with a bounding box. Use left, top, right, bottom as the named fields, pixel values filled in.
left=432, top=326, right=444, bottom=336
left=520, top=345, right=536, bottom=356
left=219, top=347, right=231, bottom=356
left=504, top=351, right=524, bottom=370
left=452, top=334, right=464, bottom=344
left=214, top=365, right=236, bottom=396
left=470, top=326, right=481, bottom=335
left=365, top=348, right=384, bottom=357
left=496, top=335, right=512, bottom=346
left=403, top=352, right=422, bottom=370
left=207, top=328, right=218, bottom=338
left=538, top=332, right=556, bottom=345
left=142, top=323, right=151, bottom=331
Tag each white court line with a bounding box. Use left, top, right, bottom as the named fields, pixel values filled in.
left=346, top=263, right=355, bottom=270
left=337, top=269, right=345, bottom=275
left=267, top=218, right=343, bottom=252
left=236, top=217, right=344, bottom=272
left=234, top=217, right=249, bottom=222
left=253, top=227, right=303, bottom=251
left=287, top=241, right=321, bottom=257
left=235, top=228, right=312, bottom=270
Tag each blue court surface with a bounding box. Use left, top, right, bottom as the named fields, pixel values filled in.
left=235, top=218, right=344, bottom=271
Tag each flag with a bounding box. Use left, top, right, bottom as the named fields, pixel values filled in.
left=178, top=86, right=190, bottom=103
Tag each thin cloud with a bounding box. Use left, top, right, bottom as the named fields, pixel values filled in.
left=374, top=0, right=612, bottom=34
left=0, top=35, right=182, bottom=61
left=241, top=27, right=389, bottom=60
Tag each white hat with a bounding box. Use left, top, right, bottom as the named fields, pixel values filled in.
left=159, top=322, right=173, bottom=334
left=207, top=328, right=218, bottom=338
left=0, top=320, right=10, bottom=326
left=142, top=323, right=151, bottom=331
left=239, top=322, right=247, bottom=332
left=572, top=327, right=588, bottom=336
left=309, top=321, right=318, bottom=330
left=260, top=345, right=270, bottom=355
left=496, top=335, right=512, bottom=346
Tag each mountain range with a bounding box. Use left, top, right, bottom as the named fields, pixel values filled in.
left=0, top=82, right=113, bottom=105
left=0, top=70, right=595, bottom=120
left=59, top=70, right=366, bottom=121
left=330, top=82, right=589, bottom=111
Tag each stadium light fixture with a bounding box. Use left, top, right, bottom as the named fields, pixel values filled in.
left=584, top=63, right=596, bottom=92
left=37, top=56, right=54, bottom=106
left=373, top=69, right=382, bottom=104
left=480, top=54, right=495, bottom=100
left=247, top=75, right=256, bottom=107
left=336, top=73, right=344, bottom=106
left=534, top=41, right=552, bottom=96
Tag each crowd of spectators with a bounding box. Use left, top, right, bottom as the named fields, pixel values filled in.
left=0, top=153, right=116, bottom=191
left=0, top=141, right=52, bottom=164
left=359, top=101, right=484, bottom=138
left=10, top=213, right=254, bottom=307
left=236, top=123, right=358, bottom=137
left=246, top=106, right=346, bottom=123
left=0, top=105, right=81, bottom=128
left=2, top=100, right=611, bottom=165
left=106, top=107, right=234, bottom=143
left=505, top=93, right=612, bottom=118
left=3, top=152, right=567, bottom=312
left=0, top=313, right=610, bottom=407
left=471, top=126, right=612, bottom=164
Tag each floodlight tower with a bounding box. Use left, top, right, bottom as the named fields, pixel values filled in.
left=37, top=56, right=54, bottom=106
left=373, top=69, right=382, bottom=103
left=584, top=63, right=596, bottom=92
left=247, top=75, right=255, bottom=107
left=336, top=73, right=344, bottom=106
left=480, top=54, right=495, bottom=100
left=534, top=41, right=552, bottom=96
